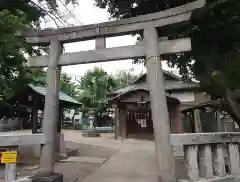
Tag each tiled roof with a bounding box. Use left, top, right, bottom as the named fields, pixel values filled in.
left=111, top=84, right=148, bottom=95
left=112, top=81, right=198, bottom=95
left=132, top=71, right=181, bottom=84
left=28, top=84, right=81, bottom=105
left=110, top=84, right=179, bottom=101
left=113, top=72, right=198, bottom=95
left=164, top=81, right=198, bottom=90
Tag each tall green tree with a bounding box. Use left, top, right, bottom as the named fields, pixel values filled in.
left=27, top=68, right=47, bottom=85
left=94, top=0, right=240, bottom=125
left=27, top=68, right=78, bottom=97
left=60, top=72, right=78, bottom=97
left=77, top=67, right=140, bottom=109
left=0, top=0, right=76, bottom=106
left=112, top=69, right=140, bottom=88
left=78, top=67, right=116, bottom=110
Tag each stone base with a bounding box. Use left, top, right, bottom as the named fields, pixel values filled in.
left=82, top=130, right=100, bottom=137
left=31, top=173, right=63, bottom=182
left=66, top=148, right=79, bottom=157
left=55, top=148, right=79, bottom=162
left=55, top=153, right=67, bottom=162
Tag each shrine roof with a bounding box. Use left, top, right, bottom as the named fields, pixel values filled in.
left=132, top=70, right=181, bottom=84
left=181, top=99, right=221, bottom=112
left=111, top=84, right=147, bottom=95
left=110, top=84, right=179, bottom=102
left=28, top=84, right=81, bottom=105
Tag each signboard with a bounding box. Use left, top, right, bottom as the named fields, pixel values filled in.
left=1, top=151, right=17, bottom=163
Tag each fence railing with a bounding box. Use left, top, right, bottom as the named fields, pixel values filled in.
left=0, top=133, right=45, bottom=182
left=171, top=132, right=240, bottom=182
left=0, top=118, right=23, bottom=132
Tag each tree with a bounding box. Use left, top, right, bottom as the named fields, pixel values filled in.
left=0, top=0, right=77, bottom=112
left=77, top=67, right=116, bottom=110
left=27, top=68, right=78, bottom=97
left=27, top=68, right=47, bottom=85
left=77, top=67, right=140, bottom=110
left=60, top=72, right=78, bottom=97
left=94, top=0, right=240, bottom=125
left=112, top=69, right=140, bottom=88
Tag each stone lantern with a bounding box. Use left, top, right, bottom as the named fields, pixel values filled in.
left=88, top=109, right=95, bottom=129
left=82, top=109, right=100, bottom=137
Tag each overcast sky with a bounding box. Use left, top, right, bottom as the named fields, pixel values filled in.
left=41, top=0, right=178, bottom=80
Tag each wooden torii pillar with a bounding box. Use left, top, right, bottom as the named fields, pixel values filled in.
left=22, top=1, right=205, bottom=181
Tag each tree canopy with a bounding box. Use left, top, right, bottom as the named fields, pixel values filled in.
left=94, top=0, right=240, bottom=125
left=77, top=67, right=139, bottom=110
left=0, top=0, right=76, bottom=110
left=28, top=68, right=78, bottom=98
left=113, top=69, right=140, bottom=88
left=77, top=67, right=115, bottom=110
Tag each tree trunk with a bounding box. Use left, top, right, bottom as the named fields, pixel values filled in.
left=222, top=88, right=240, bottom=127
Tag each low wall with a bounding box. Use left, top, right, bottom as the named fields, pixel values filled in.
left=171, top=132, right=240, bottom=182
left=0, top=118, right=22, bottom=132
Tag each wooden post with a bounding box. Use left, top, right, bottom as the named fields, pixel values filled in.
left=144, top=27, right=176, bottom=182
left=114, top=107, right=120, bottom=140
left=31, top=98, right=38, bottom=134
left=36, top=40, right=63, bottom=178
left=216, top=110, right=223, bottom=132
left=120, top=108, right=127, bottom=139
left=194, top=109, right=201, bottom=133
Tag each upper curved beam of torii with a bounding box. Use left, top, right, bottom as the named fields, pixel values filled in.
left=21, top=0, right=206, bottom=45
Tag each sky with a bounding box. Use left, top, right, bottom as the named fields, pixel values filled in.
left=41, top=0, right=178, bottom=79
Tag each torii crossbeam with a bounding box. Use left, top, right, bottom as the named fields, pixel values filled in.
left=22, top=1, right=206, bottom=182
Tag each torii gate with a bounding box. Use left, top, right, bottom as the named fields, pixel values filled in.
left=22, top=0, right=205, bottom=181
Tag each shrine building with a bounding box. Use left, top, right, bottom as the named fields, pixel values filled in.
left=109, top=71, right=207, bottom=139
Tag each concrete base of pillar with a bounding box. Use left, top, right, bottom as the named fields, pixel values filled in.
left=31, top=173, right=63, bottom=182
left=115, top=136, right=123, bottom=141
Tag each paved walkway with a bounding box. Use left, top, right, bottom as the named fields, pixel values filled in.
left=63, top=130, right=187, bottom=182
left=82, top=140, right=159, bottom=182
left=1, top=130, right=186, bottom=182
left=63, top=130, right=159, bottom=182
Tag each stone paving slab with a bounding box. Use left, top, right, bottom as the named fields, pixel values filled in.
left=82, top=142, right=159, bottom=182
left=81, top=139, right=188, bottom=182
left=61, top=156, right=108, bottom=164
left=55, top=162, right=100, bottom=182
left=65, top=141, right=117, bottom=158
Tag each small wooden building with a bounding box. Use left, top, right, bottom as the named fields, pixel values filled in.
left=11, top=84, right=81, bottom=133
left=109, top=71, right=204, bottom=139
left=181, top=100, right=237, bottom=133
left=109, top=84, right=183, bottom=140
